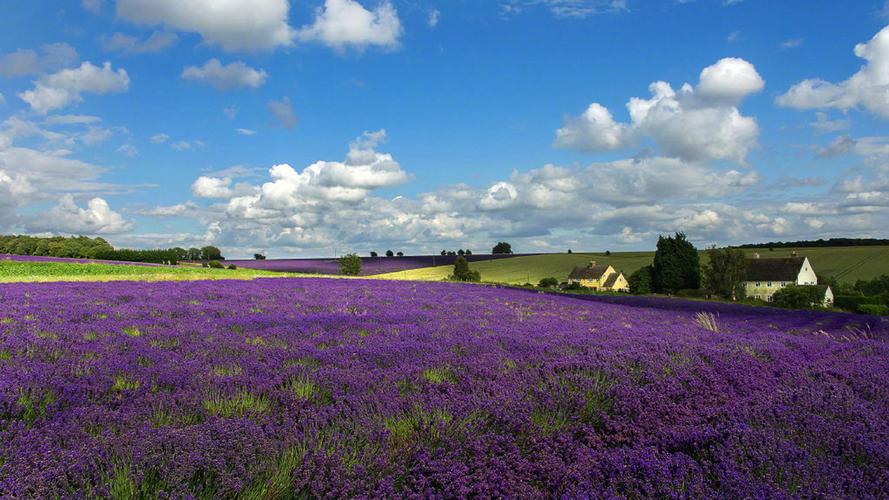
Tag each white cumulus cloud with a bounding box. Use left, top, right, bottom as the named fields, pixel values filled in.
left=297, top=0, right=402, bottom=51
left=181, top=59, right=267, bottom=90
left=116, top=0, right=295, bottom=52
left=556, top=57, right=763, bottom=164
left=29, top=195, right=133, bottom=234
left=778, top=25, right=889, bottom=119
left=18, top=61, right=129, bottom=114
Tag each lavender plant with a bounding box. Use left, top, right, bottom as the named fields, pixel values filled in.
left=0, top=278, right=887, bottom=497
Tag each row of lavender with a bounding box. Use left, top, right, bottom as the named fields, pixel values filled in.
left=1, top=278, right=887, bottom=496
left=1, top=254, right=161, bottom=267
left=225, top=253, right=535, bottom=275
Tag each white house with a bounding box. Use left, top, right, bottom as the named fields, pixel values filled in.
left=744, top=254, right=833, bottom=306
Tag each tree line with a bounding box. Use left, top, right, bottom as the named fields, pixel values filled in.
left=0, top=234, right=223, bottom=264
left=738, top=238, right=889, bottom=249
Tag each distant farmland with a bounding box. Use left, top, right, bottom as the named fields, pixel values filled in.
left=373, top=246, right=889, bottom=284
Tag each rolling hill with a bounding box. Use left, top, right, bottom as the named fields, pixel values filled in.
left=372, top=246, right=889, bottom=284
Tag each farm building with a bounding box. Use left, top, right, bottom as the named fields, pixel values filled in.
left=744, top=254, right=834, bottom=306
left=568, top=261, right=629, bottom=292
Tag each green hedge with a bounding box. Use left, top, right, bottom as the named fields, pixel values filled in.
left=835, top=295, right=884, bottom=311
left=858, top=304, right=889, bottom=316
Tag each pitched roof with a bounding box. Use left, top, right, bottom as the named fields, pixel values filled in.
left=569, top=264, right=610, bottom=280
left=745, top=257, right=806, bottom=281
left=602, top=273, right=620, bottom=288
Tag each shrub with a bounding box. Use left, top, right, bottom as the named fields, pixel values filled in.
left=254, top=253, right=266, bottom=260
left=208, top=260, right=224, bottom=269
left=370, top=251, right=378, bottom=258
left=227, top=264, right=238, bottom=270
left=772, top=285, right=825, bottom=309
left=605, top=250, right=611, bottom=256
left=858, top=304, right=889, bottom=315
left=450, top=256, right=480, bottom=282
left=563, top=281, right=584, bottom=291
left=338, top=253, right=362, bottom=276
left=538, top=277, right=559, bottom=288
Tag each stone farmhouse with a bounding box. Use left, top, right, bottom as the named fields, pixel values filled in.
left=567, top=261, right=629, bottom=292
left=744, top=254, right=834, bottom=306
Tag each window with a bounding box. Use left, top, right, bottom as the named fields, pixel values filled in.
left=755, top=282, right=761, bottom=287
left=767, top=282, right=772, bottom=287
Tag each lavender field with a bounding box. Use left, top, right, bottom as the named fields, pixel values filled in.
left=226, top=253, right=535, bottom=275
left=1, top=279, right=887, bottom=497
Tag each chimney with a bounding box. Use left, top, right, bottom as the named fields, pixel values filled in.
left=589, top=260, right=597, bottom=268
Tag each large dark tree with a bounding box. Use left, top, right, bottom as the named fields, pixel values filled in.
left=492, top=242, right=513, bottom=254
left=652, top=232, right=700, bottom=294
left=703, top=247, right=747, bottom=300
left=201, top=246, right=224, bottom=260
left=628, top=265, right=654, bottom=295
left=450, top=256, right=480, bottom=282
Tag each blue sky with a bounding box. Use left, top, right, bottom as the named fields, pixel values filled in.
left=1, top=0, right=888, bottom=257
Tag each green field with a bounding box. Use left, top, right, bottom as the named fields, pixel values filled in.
left=373, top=246, right=889, bottom=284
left=0, top=261, right=299, bottom=283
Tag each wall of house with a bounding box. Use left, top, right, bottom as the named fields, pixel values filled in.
left=610, top=274, right=630, bottom=292
left=797, top=258, right=818, bottom=285
left=744, top=281, right=792, bottom=302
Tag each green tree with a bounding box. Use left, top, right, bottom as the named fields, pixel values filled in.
left=386, top=250, right=394, bottom=257
left=450, top=256, right=480, bottom=282
left=254, top=253, right=266, bottom=260
left=465, top=249, right=472, bottom=255
left=370, top=251, right=378, bottom=257
left=396, top=251, right=404, bottom=257
left=703, top=247, right=747, bottom=300
left=201, top=246, right=224, bottom=260
left=628, top=265, right=654, bottom=294
left=652, top=232, right=700, bottom=294
left=338, top=253, right=362, bottom=276
left=538, top=277, right=559, bottom=288
left=492, top=242, right=513, bottom=254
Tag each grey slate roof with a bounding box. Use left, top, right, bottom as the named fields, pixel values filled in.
left=745, top=257, right=805, bottom=282
left=602, top=273, right=620, bottom=288
left=569, top=264, right=610, bottom=280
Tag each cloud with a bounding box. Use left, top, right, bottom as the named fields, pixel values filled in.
left=82, top=0, right=103, bottom=14
left=780, top=38, right=803, bottom=49
left=44, top=114, right=102, bottom=126
left=0, top=93, right=5, bottom=106
left=28, top=195, right=133, bottom=234
left=100, top=31, right=178, bottom=54
left=556, top=57, right=763, bottom=164
left=171, top=139, right=205, bottom=151
left=817, top=135, right=856, bottom=158
left=181, top=59, right=267, bottom=90
left=116, top=0, right=295, bottom=52
left=192, top=176, right=234, bottom=198
left=297, top=0, right=402, bottom=51
left=236, top=128, right=257, bottom=136
left=501, top=0, right=628, bottom=18
left=810, top=112, right=850, bottom=134
left=117, top=143, right=138, bottom=157
left=18, top=61, right=130, bottom=114
left=0, top=43, right=79, bottom=78
left=142, top=201, right=198, bottom=217
left=268, top=97, right=297, bottom=128
left=428, top=9, right=440, bottom=28
left=778, top=25, right=889, bottom=119
left=149, top=133, right=169, bottom=144
left=223, top=105, right=238, bottom=120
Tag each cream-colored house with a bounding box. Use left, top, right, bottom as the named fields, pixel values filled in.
left=744, top=255, right=833, bottom=306
left=568, top=261, right=629, bottom=292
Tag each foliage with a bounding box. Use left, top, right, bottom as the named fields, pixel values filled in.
left=386, top=250, right=394, bottom=257
left=254, top=254, right=267, bottom=260
left=0, top=234, right=113, bottom=258
left=370, top=251, right=378, bottom=257
left=537, top=277, right=559, bottom=288
left=858, top=304, right=889, bottom=315
left=492, top=242, right=513, bottom=254
left=338, top=253, right=362, bottom=276
left=628, top=265, right=654, bottom=295
left=703, top=247, right=747, bottom=300
left=771, top=285, right=826, bottom=309
left=562, top=281, right=584, bottom=291
left=207, top=260, right=225, bottom=269
left=652, top=233, right=700, bottom=294
left=397, top=251, right=404, bottom=257
left=738, top=238, right=889, bottom=248
left=0, top=258, right=282, bottom=283
left=465, top=249, right=472, bottom=255
left=227, top=265, right=238, bottom=270
left=450, top=256, right=480, bottom=282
